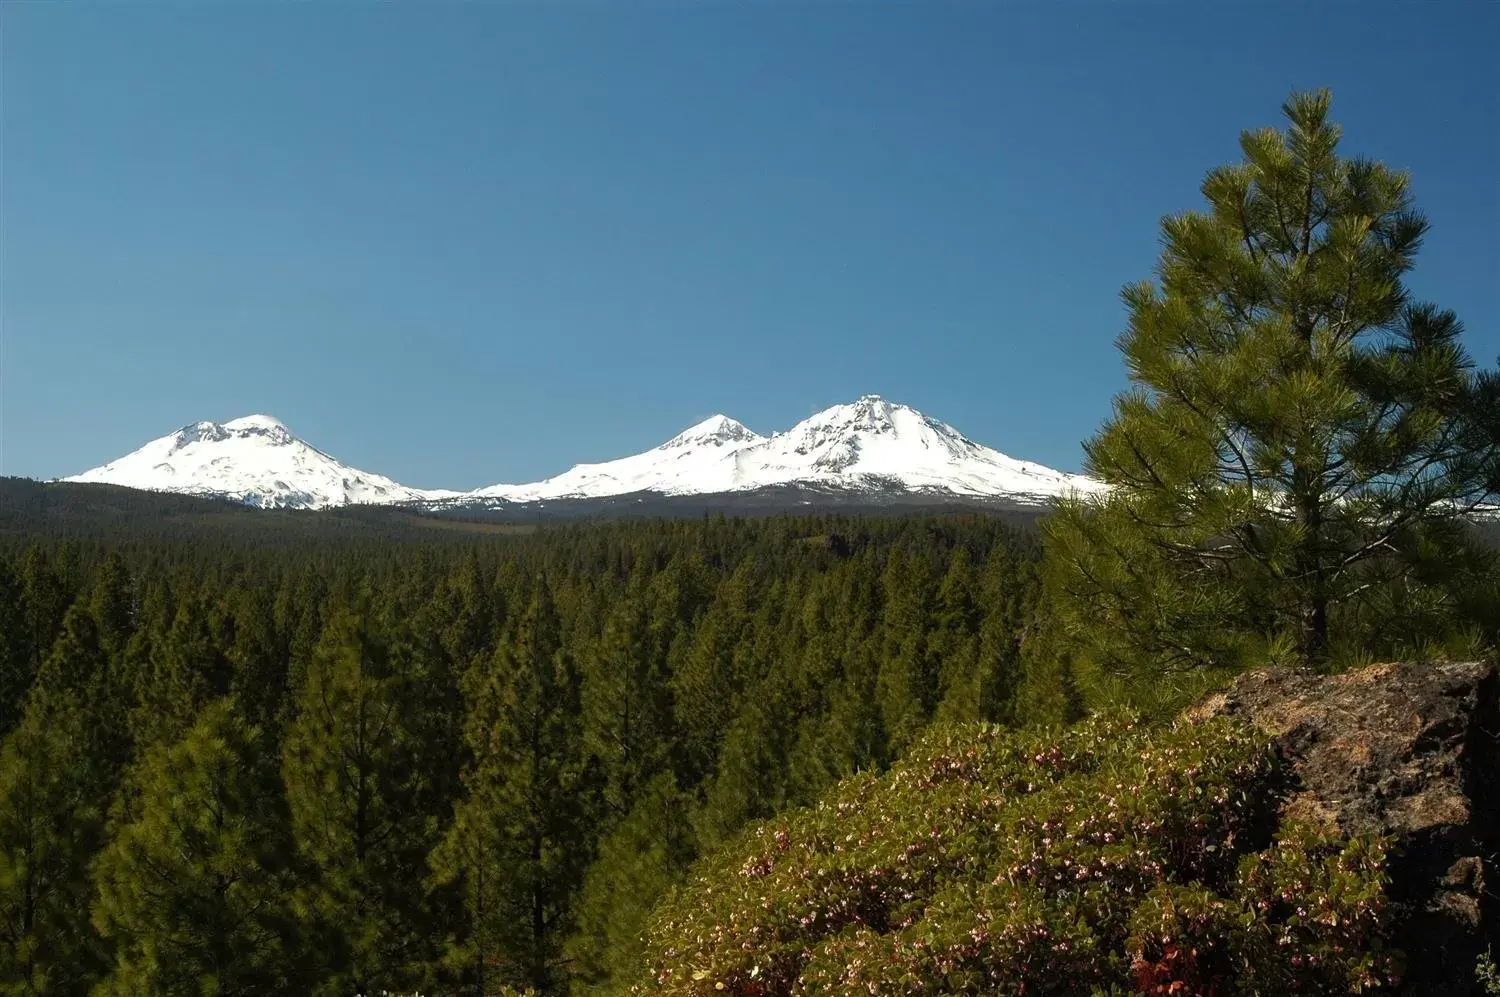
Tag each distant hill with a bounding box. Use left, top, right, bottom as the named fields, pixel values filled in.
left=0, top=477, right=1051, bottom=548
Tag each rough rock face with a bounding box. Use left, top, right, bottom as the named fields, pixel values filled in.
left=1191, top=660, right=1499, bottom=995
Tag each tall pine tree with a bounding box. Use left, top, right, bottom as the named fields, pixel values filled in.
left=581, top=593, right=674, bottom=818
left=0, top=563, right=32, bottom=739
left=91, top=698, right=295, bottom=996
left=280, top=594, right=445, bottom=995
left=1045, top=90, right=1500, bottom=676
left=428, top=578, right=593, bottom=995
left=0, top=597, right=133, bottom=995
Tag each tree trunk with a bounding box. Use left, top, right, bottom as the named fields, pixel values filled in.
left=1297, top=490, right=1329, bottom=661
left=531, top=833, right=547, bottom=993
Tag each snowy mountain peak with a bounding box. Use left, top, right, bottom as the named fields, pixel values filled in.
left=65, top=414, right=443, bottom=510
left=772, top=397, right=984, bottom=477
left=464, top=397, right=1103, bottom=505
left=168, top=415, right=294, bottom=451
left=661, top=415, right=764, bottom=450
left=223, top=413, right=293, bottom=438
left=172, top=421, right=232, bottom=447
left=802, top=396, right=952, bottom=438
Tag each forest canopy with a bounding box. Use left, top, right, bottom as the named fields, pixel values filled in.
left=0, top=511, right=1050, bottom=995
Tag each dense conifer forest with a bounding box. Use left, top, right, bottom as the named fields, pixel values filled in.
left=0, top=500, right=1060, bottom=995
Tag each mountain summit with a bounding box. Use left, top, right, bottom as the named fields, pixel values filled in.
left=724, top=395, right=1100, bottom=498
left=660, top=414, right=764, bottom=450
left=63, top=416, right=447, bottom=510
left=472, top=394, right=1101, bottom=503
left=64, top=398, right=1103, bottom=510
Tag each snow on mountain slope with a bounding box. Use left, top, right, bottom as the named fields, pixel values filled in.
left=61, top=398, right=1103, bottom=510
left=473, top=414, right=768, bottom=502
left=63, top=415, right=455, bottom=510
left=729, top=396, right=1102, bottom=499
left=472, top=396, right=1103, bottom=504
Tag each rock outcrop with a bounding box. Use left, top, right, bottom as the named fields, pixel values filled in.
left=1191, top=660, right=1499, bottom=995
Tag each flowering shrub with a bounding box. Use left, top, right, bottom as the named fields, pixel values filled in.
left=1479, top=951, right=1500, bottom=995
left=628, top=715, right=1401, bottom=995
left=1229, top=822, right=1400, bottom=993
left=356, top=992, right=535, bottom=996
left=1126, top=884, right=1239, bottom=994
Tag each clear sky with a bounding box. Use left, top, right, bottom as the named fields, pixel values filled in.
left=3, top=1, right=1497, bottom=489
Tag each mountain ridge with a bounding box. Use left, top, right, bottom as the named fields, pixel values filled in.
left=62, top=396, right=1104, bottom=511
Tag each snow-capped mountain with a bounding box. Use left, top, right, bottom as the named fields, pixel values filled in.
left=62, top=415, right=456, bottom=510
left=62, top=398, right=1103, bottom=511
left=470, top=414, right=769, bottom=503
left=472, top=396, right=1101, bottom=504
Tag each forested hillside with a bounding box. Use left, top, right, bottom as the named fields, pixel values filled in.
left=0, top=512, right=1052, bottom=995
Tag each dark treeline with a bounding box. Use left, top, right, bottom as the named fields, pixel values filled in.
left=0, top=512, right=1050, bottom=995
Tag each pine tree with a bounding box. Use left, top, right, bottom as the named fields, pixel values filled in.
left=428, top=578, right=593, bottom=995
left=30, top=602, right=134, bottom=781
left=876, top=549, right=937, bottom=753
left=400, top=577, right=472, bottom=778
left=280, top=595, right=443, bottom=995
left=974, top=545, right=1034, bottom=725
left=10, top=547, right=69, bottom=733
left=693, top=685, right=794, bottom=850
left=277, top=572, right=327, bottom=722
left=91, top=698, right=294, bottom=996
left=0, top=562, right=32, bottom=739
left=224, top=585, right=290, bottom=733
left=1045, top=90, right=1500, bottom=674
left=132, top=595, right=233, bottom=749
left=929, top=548, right=982, bottom=722
left=432, top=554, right=499, bottom=680
left=815, top=558, right=888, bottom=774
left=0, top=702, right=106, bottom=995
left=777, top=574, right=859, bottom=802
left=0, top=602, right=130, bottom=995
left=117, top=576, right=176, bottom=719
left=582, top=594, right=675, bottom=818
left=670, top=561, right=755, bottom=788
left=86, top=554, right=136, bottom=665
left=566, top=772, right=697, bottom=989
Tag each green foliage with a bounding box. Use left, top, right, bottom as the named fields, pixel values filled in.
left=0, top=512, right=1048, bottom=993
left=1226, top=821, right=1398, bottom=993
left=0, top=562, right=32, bottom=739
left=91, top=698, right=296, bottom=995
left=0, top=562, right=141, bottom=995
left=627, top=716, right=1402, bottom=996
left=281, top=596, right=455, bottom=995
left=568, top=772, right=698, bottom=989
left=429, top=579, right=595, bottom=995
left=1478, top=951, right=1500, bottom=996
left=0, top=702, right=110, bottom=994
left=130, top=594, right=234, bottom=749
left=582, top=593, right=675, bottom=819
left=1046, top=89, right=1500, bottom=679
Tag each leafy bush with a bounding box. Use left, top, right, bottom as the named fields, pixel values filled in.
left=627, top=715, right=1401, bottom=995
left=1478, top=951, right=1500, bottom=995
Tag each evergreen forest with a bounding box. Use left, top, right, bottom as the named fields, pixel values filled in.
left=0, top=508, right=1056, bottom=995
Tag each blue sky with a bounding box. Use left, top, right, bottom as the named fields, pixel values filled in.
left=3, top=2, right=1497, bottom=488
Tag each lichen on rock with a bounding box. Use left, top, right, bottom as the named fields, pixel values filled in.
left=1191, top=660, right=1499, bottom=995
